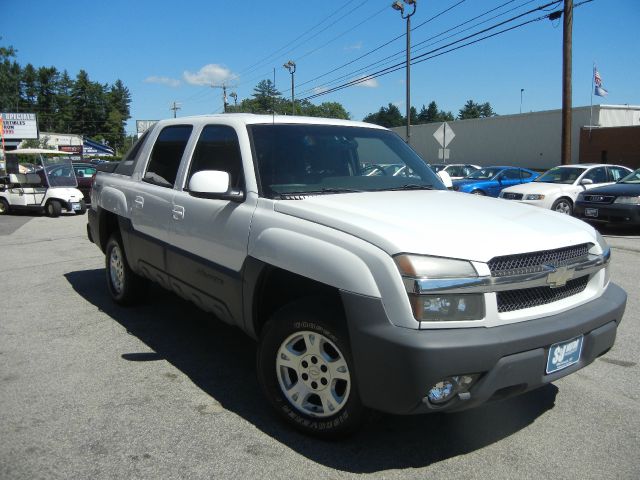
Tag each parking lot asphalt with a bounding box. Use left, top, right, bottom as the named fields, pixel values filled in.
left=0, top=213, right=638, bottom=480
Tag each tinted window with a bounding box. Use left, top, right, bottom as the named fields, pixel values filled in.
left=520, top=170, right=533, bottom=179
left=467, top=167, right=502, bottom=180
left=608, top=166, right=629, bottom=182
left=446, top=165, right=464, bottom=177
left=115, top=129, right=151, bottom=176
left=501, top=169, right=521, bottom=180
left=144, top=125, right=193, bottom=188
left=535, top=166, right=586, bottom=184
left=249, top=124, right=443, bottom=197
left=187, top=125, right=243, bottom=190
left=583, top=167, right=608, bottom=184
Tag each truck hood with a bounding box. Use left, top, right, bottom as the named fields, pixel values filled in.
left=274, top=190, right=596, bottom=262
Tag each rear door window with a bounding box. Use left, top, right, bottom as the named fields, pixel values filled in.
left=186, top=125, right=244, bottom=190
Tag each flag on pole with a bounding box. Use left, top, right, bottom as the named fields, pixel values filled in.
left=594, top=66, right=608, bottom=97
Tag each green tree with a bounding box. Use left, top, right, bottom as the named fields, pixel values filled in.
left=458, top=99, right=496, bottom=119
left=20, top=63, right=38, bottom=111
left=0, top=45, right=21, bottom=111
left=53, top=70, right=74, bottom=133
left=363, top=103, right=404, bottom=128
left=36, top=66, right=59, bottom=131
left=417, top=101, right=439, bottom=123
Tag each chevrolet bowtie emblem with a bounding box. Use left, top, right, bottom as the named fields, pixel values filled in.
left=546, top=265, right=575, bottom=288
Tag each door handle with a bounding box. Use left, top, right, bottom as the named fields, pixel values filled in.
left=134, top=196, right=144, bottom=208
left=172, top=205, right=185, bottom=220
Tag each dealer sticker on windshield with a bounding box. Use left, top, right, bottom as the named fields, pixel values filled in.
left=546, top=335, right=583, bottom=374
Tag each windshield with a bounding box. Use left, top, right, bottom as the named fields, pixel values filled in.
left=430, top=164, right=445, bottom=173
left=43, top=156, right=78, bottom=187
left=249, top=124, right=444, bottom=197
left=618, top=168, right=640, bottom=184
left=535, top=166, right=585, bottom=184
left=466, top=167, right=501, bottom=180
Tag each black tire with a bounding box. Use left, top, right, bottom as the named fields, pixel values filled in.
left=0, top=198, right=9, bottom=215
left=105, top=232, right=145, bottom=305
left=46, top=200, right=62, bottom=217
left=257, top=299, right=366, bottom=438
left=551, top=197, right=573, bottom=215
left=76, top=200, right=87, bottom=215
left=471, top=190, right=485, bottom=196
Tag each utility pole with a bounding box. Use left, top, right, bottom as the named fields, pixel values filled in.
left=561, top=0, right=573, bottom=165
left=230, top=91, right=238, bottom=107
left=392, top=0, right=417, bottom=144
left=283, top=60, right=296, bottom=115
left=170, top=101, right=181, bottom=118
left=211, top=83, right=236, bottom=113
left=520, top=88, right=524, bottom=114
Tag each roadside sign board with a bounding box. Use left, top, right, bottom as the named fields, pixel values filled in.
left=1, top=113, right=38, bottom=139
left=433, top=122, right=455, bottom=148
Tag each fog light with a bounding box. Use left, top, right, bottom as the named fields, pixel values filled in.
left=426, top=374, right=479, bottom=405
left=427, top=378, right=458, bottom=404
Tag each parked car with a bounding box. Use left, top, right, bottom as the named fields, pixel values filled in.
left=574, top=168, right=640, bottom=226
left=88, top=114, right=625, bottom=437
left=452, top=166, right=538, bottom=196
left=499, top=164, right=632, bottom=215
left=430, top=163, right=480, bottom=180
left=71, top=162, right=97, bottom=204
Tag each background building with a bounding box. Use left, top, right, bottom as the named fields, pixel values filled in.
left=393, top=104, right=640, bottom=170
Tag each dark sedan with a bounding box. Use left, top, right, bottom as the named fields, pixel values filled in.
left=575, top=168, right=640, bottom=226
left=71, top=162, right=97, bottom=204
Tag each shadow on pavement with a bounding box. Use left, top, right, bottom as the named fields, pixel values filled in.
left=65, top=268, right=558, bottom=473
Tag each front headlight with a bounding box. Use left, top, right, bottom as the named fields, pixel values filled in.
left=395, top=255, right=485, bottom=321
left=614, top=196, right=640, bottom=205
left=525, top=194, right=545, bottom=200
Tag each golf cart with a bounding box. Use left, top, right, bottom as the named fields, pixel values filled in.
left=0, top=148, right=86, bottom=217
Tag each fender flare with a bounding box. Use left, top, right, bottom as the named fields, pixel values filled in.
left=99, top=185, right=129, bottom=217
left=249, top=227, right=381, bottom=298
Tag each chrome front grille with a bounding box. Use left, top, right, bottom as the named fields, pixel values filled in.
left=488, top=243, right=590, bottom=277
left=582, top=194, right=615, bottom=204
left=497, top=275, right=589, bottom=313
left=502, top=192, right=523, bottom=200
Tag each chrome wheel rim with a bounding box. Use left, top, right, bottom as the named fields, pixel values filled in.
left=555, top=201, right=571, bottom=214
left=0, top=202, right=6, bottom=213
left=276, top=330, right=351, bottom=418
left=109, top=244, right=125, bottom=294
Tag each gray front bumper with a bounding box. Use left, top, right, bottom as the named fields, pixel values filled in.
left=342, top=283, right=626, bottom=415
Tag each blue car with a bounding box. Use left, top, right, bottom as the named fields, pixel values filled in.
left=452, top=166, right=539, bottom=197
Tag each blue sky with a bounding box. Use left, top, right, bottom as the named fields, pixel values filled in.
left=2, top=0, right=639, bottom=134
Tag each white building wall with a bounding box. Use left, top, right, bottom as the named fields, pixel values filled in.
left=393, top=105, right=640, bottom=170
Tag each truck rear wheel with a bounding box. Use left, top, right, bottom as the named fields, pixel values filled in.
left=105, top=232, right=145, bottom=305
left=46, top=200, right=62, bottom=217
left=257, top=299, right=366, bottom=438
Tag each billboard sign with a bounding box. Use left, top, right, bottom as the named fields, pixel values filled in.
left=136, top=120, right=158, bottom=138
left=1, top=113, right=39, bottom=139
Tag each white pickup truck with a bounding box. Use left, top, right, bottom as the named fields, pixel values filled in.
left=88, top=114, right=626, bottom=437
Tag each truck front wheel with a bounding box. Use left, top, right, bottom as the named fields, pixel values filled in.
left=105, top=233, right=145, bottom=305
left=257, top=300, right=366, bottom=438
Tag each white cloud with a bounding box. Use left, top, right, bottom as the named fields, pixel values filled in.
left=144, top=76, right=181, bottom=87
left=313, top=86, right=329, bottom=94
left=344, top=41, right=363, bottom=51
left=353, top=76, right=379, bottom=88
left=183, top=64, right=237, bottom=86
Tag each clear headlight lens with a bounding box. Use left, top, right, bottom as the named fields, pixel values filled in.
left=410, top=294, right=485, bottom=321
left=525, top=194, right=545, bottom=200
left=395, top=255, right=484, bottom=321
left=394, top=254, right=477, bottom=278
left=614, top=196, right=640, bottom=205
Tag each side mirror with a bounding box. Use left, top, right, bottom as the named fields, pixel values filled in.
left=580, top=178, right=594, bottom=186
left=188, top=170, right=244, bottom=202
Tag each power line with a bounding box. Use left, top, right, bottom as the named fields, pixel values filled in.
left=301, top=1, right=569, bottom=101
left=297, top=0, right=549, bottom=97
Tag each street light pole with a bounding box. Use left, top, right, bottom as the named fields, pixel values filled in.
left=392, top=0, right=417, bottom=144
left=520, top=88, right=524, bottom=113
left=283, top=60, right=296, bottom=115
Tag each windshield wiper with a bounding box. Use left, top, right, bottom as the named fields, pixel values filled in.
left=378, top=184, right=434, bottom=191
left=275, top=187, right=363, bottom=199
